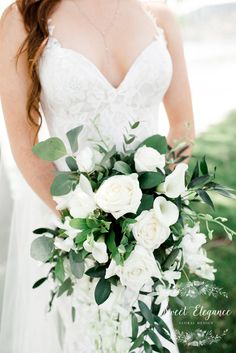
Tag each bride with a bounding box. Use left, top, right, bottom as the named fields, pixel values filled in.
left=0, top=0, right=195, bottom=352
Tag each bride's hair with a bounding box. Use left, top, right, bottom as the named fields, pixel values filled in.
left=15, top=0, right=61, bottom=142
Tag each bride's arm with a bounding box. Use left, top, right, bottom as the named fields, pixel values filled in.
left=0, top=5, right=60, bottom=216
left=152, top=3, right=195, bottom=157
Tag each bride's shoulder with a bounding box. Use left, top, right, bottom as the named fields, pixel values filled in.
left=143, top=1, right=178, bottom=30
left=0, top=3, right=27, bottom=49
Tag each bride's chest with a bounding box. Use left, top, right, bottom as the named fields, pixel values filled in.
left=38, top=35, right=173, bottom=113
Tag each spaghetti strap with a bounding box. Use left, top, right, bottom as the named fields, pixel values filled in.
left=140, top=1, right=166, bottom=40
left=47, top=18, right=56, bottom=36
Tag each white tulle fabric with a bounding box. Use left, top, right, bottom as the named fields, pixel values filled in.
left=0, top=11, right=179, bottom=353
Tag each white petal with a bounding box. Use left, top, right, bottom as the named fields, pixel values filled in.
left=153, top=196, right=179, bottom=226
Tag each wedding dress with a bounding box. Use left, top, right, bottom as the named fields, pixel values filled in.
left=0, top=9, right=180, bottom=353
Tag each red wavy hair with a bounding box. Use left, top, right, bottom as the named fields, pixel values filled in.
left=15, top=0, right=61, bottom=142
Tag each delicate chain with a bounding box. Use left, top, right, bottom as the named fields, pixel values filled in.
left=72, top=0, right=121, bottom=66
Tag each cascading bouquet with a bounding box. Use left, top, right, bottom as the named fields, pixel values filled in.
left=30, top=122, right=236, bottom=353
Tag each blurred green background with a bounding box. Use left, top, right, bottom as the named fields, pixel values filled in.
left=171, top=110, right=236, bottom=353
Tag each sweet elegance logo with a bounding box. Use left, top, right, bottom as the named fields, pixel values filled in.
left=171, top=281, right=232, bottom=347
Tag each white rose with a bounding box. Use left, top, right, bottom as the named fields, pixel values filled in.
left=76, top=146, right=95, bottom=173
left=131, top=209, right=170, bottom=250
left=153, top=196, right=179, bottom=226
left=158, top=163, right=188, bottom=198
left=68, top=174, right=97, bottom=218
left=119, top=245, right=161, bottom=291
left=134, top=146, right=166, bottom=173
left=54, top=237, right=75, bottom=252
left=83, top=236, right=108, bottom=263
left=95, top=173, right=142, bottom=219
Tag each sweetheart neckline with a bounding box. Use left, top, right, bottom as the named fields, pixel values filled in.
left=44, top=27, right=168, bottom=92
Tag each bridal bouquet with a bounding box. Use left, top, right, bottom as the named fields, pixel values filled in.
left=31, top=122, right=235, bottom=353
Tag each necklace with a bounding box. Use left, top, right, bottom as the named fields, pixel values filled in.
left=72, top=0, right=120, bottom=66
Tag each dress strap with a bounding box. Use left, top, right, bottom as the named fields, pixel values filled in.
left=47, top=18, right=56, bottom=36
left=140, top=1, right=166, bottom=39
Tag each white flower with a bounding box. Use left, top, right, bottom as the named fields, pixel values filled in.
left=134, top=146, right=166, bottom=173
left=155, top=284, right=179, bottom=304
left=180, top=224, right=216, bottom=280
left=83, top=236, right=108, bottom=263
left=55, top=216, right=79, bottom=239
left=110, top=245, right=161, bottom=291
left=95, top=173, right=142, bottom=219
left=181, top=227, right=206, bottom=254
left=153, top=196, right=179, bottom=226
left=76, top=146, right=95, bottom=173
left=53, top=190, right=74, bottom=211
left=162, top=269, right=181, bottom=285
left=158, top=163, right=188, bottom=198
left=68, top=174, right=97, bottom=218
left=195, top=263, right=216, bottom=281
left=131, top=209, right=170, bottom=250
left=54, top=237, right=75, bottom=252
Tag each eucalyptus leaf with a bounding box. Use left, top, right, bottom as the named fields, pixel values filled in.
left=131, top=313, right=139, bottom=340
left=50, top=173, right=77, bottom=196
left=32, top=137, right=67, bottom=161
left=66, top=125, right=83, bottom=153
left=66, top=156, right=78, bottom=171
left=30, top=236, right=54, bottom=262
left=57, top=277, right=73, bottom=297
left=69, top=251, right=85, bottom=279
left=113, top=161, right=132, bottom=175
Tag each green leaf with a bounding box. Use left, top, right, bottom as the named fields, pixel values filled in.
left=144, top=341, right=153, bottom=353
left=138, top=134, right=167, bottom=154
left=137, top=194, right=154, bottom=214
left=30, top=236, right=54, bottom=262
left=70, top=218, right=88, bottom=230
left=32, top=277, right=48, bottom=289
left=85, top=265, right=106, bottom=278
left=71, top=306, right=76, bottom=322
left=200, top=156, right=208, bottom=175
left=100, top=145, right=116, bottom=165
left=55, top=257, right=65, bottom=283
left=94, top=278, right=111, bottom=305
left=129, top=332, right=146, bottom=351
left=106, top=230, right=117, bottom=255
left=113, top=161, right=132, bottom=175
left=190, top=161, right=199, bottom=181
left=66, top=125, right=83, bottom=153
left=197, top=189, right=215, bottom=210
left=50, top=173, right=77, bottom=196
left=32, top=137, right=67, bottom=161
left=57, top=277, right=73, bottom=297
left=69, top=251, right=85, bottom=279
left=154, top=316, right=171, bottom=335
left=162, top=249, right=180, bottom=270
left=155, top=324, right=173, bottom=344
left=33, top=227, right=57, bottom=236
left=66, top=156, right=78, bottom=171
left=130, top=121, right=140, bottom=129
left=147, top=329, right=164, bottom=352
left=131, top=313, right=139, bottom=340
left=138, top=300, right=155, bottom=325
left=188, top=175, right=211, bottom=188
left=139, top=172, right=165, bottom=189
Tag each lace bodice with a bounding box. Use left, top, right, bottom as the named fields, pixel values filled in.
left=38, top=17, right=173, bottom=170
